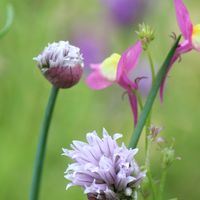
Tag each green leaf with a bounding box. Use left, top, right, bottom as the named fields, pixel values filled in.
left=0, top=4, right=14, bottom=38
left=129, top=35, right=181, bottom=148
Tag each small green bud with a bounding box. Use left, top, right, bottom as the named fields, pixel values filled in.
left=136, top=23, right=155, bottom=50
left=161, top=147, right=175, bottom=169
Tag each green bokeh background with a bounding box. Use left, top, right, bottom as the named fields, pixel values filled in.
left=0, top=0, right=199, bottom=199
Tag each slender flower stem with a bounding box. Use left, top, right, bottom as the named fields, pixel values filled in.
left=145, top=112, right=151, bottom=154
left=143, top=48, right=156, bottom=198
left=133, top=191, right=138, bottom=200
left=147, top=49, right=156, bottom=83
left=0, top=4, right=14, bottom=38
left=29, top=86, right=59, bottom=200
left=145, top=141, right=157, bottom=200
left=128, top=36, right=181, bottom=148
left=145, top=48, right=155, bottom=153
left=134, top=90, right=143, bottom=110
left=145, top=48, right=155, bottom=140
left=158, top=168, right=167, bottom=200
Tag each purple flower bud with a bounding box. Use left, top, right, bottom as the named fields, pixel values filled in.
left=72, top=33, right=108, bottom=69
left=62, top=129, right=145, bottom=200
left=33, top=41, right=84, bottom=88
left=101, top=0, right=147, bottom=26
left=149, top=124, right=163, bottom=140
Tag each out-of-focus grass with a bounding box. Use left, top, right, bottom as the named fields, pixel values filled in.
left=0, top=0, right=200, bottom=199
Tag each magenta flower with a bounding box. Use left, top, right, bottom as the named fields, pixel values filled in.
left=62, top=129, right=145, bottom=200
left=86, top=41, right=143, bottom=125
left=160, top=0, right=200, bottom=100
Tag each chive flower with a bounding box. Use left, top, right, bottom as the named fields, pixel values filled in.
left=62, top=129, right=145, bottom=200
left=33, top=41, right=84, bottom=88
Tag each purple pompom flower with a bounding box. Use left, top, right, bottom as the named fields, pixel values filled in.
left=62, top=129, right=145, bottom=200
left=33, top=41, right=84, bottom=88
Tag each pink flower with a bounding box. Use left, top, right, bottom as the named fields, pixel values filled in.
left=160, top=0, right=200, bottom=101
left=86, top=41, right=142, bottom=125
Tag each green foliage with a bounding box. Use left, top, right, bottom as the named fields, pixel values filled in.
left=0, top=0, right=200, bottom=199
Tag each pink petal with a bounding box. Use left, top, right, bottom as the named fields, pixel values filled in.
left=128, top=91, right=138, bottom=126
left=159, top=57, right=177, bottom=102
left=86, top=71, right=113, bottom=90
left=90, top=63, right=101, bottom=70
left=118, top=74, right=137, bottom=91
left=174, top=0, right=193, bottom=40
left=117, top=41, right=142, bottom=81
left=159, top=41, right=192, bottom=101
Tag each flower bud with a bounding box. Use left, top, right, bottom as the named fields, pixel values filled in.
left=161, top=147, right=175, bottom=169
left=136, top=23, right=154, bottom=50
left=124, top=187, right=133, bottom=196
left=148, top=124, right=163, bottom=141
left=33, top=41, right=84, bottom=88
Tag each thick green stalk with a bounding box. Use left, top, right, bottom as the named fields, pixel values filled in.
left=129, top=36, right=181, bottom=148
left=29, top=86, right=59, bottom=200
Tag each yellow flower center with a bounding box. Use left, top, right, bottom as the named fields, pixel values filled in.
left=192, top=24, right=200, bottom=51
left=100, top=53, right=121, bottom=81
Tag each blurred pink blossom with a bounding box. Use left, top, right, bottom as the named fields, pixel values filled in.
left=86, top=41, right=143, bottom=125
left=160, top=0, right=200, bottom=101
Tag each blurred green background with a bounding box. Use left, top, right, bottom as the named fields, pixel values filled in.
left=0, top=0, right=200, bottom=199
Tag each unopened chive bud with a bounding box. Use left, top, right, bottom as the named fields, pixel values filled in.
left=33, top=41, right=84, bottom=88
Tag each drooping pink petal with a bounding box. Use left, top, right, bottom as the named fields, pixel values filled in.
left=174, top=0, right=193, bottom=40
left=159, top=41, right=192, bottom=101
left=118, top=73, right=137, bottom=91
left=86, top=71, right=113, bottom=90
left=159, top=55, right=179, bottom=102
left=128, top=91, right=138, bottom=126
left=117, top=41, right=142, bottom=81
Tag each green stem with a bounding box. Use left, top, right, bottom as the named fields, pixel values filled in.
left=29, top=86, right=59, bottom=200
left=147, top=49, right=155, bottom=83
left=158, top=169, right=167, bottom=200
left=0, top=4, right=14, bottom=38
left=128, top=36, right=181, bottom=149
left=133, top=191, right=138, bottom=200
left=145, top=141, right=157, bottom=200
left=134, top=90, right=143, bottom=110
left=145, top=48, right=154, bottom=166
left=145, top=112, right=151, bottom=153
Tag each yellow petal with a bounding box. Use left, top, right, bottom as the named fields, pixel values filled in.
left=101, top=53, right=121, bottom=81
left=192, top=24, right=200, bottom=51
